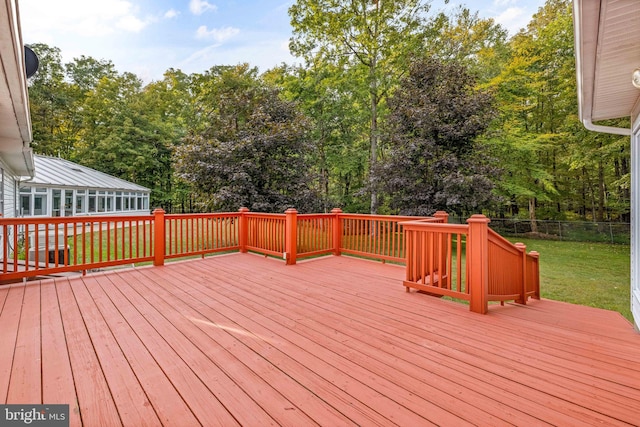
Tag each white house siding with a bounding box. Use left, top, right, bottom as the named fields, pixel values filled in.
left=0, top=157, right=16, bottom=218
left=0, top=157, right=17, bottom=256
left=4, top=171, right=15, bottom=218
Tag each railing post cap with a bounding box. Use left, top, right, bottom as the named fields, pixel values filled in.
left=285, top=208, right=298, bottom=214
left=152, top=208, right=165, bottom=214
left=238, top=207, right=250, bottom=213
left=466, top=214, right=490, bottom=223
left=514, top=242, right=526, bottom=249
left=331, top=208, right=343, bottom=214
left=529, top=251, right=540, bottom=258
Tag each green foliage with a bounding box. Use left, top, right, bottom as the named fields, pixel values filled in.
left=273, top=62, right=370, bottom=212
left=375, top=58, right=499, bottom=216
left=27, top=43, right=71, bottom=156
left=176, top=66, right=320, bottom=213
left=481, top=0, right=629, bottom=222
left=428, top=6, right=510, bottom=82
left=290, top=0, right=433, bottom=213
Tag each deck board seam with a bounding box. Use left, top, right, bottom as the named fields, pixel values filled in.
left=0, top=285, right=26, bottom=404
left=102, top=270, right=275, bottom=426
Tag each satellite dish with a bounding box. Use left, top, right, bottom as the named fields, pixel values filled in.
left=24, top=46, right=39, bottom=78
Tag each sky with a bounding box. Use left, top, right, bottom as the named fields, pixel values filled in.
left=19, top=0, right=547, bottom=83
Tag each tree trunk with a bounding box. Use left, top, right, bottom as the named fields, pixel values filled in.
left=369, top=63, right=379, bottom=215
left=621, top=155, right=631, bottom=222
left=319, top=126, right=329, bottom=212
left=529, top=197, right=538, bottom=233
left=597, top=142, right=605, bottom=221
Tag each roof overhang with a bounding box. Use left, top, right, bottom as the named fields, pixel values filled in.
left=0, top=0, right=34, bottom=178
left=573, top=0, right=640, bottom=136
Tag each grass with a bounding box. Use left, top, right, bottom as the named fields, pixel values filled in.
left=509, top=238, right=631, bottom=322
left=61, top=220, right=237, bottom=266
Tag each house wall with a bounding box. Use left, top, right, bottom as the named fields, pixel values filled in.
left=0, top=157, right=18, bottom=256
left=0, top=157, right=17, bottom=218
left=632, top=108, right=640, bottom=331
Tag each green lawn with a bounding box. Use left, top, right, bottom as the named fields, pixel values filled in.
left=509, top=238, right=631, bottom=322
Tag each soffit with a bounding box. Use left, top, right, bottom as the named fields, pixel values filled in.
left=575, top=0, right=640, bottom=122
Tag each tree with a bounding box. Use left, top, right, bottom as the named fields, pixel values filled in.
left=266, top=62, right=370, bottom=212
left=428, top=6, right=510, bottom=83
left=138, top=69, right=193, bottom=211
left=65, top=55, right=117, bottom=94
left=28, top=47, right=120, bottom=158
left=289, top=0, right=432, bottom=213
left=176, top=66, right=319, bottom=212
left=73, top=72, right=175, bottom=208
left=374, top=58, right=498, bottom=216
left=27, top=43, right=71, bottom=156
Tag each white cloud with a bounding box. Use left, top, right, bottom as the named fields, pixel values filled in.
left=195, top=26, right=240, bottom=43
left=164, top=9, right=179, bottom=19
left=493, top=7, right=529, bottom=34
left=19, top=0, right=300, bottom=83
left=189, top=0, right=217, bottom=15
left=493, top=0, right=516, bottom=6
left=181, top=36, right=298, bottom=75
left=20, top=0, right=149, bottom=37
left=117, top=15, right=147, bottom=33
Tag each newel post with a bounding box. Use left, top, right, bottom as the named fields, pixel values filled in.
left=331, top=208, right=343, bottom=256
left=153, top=208, right=165, bottom=266
left=515, top=243, right=528, bottom=305
left=467, top=214, right=490, bottom=314
left=285, top=208, right=298, bottom=265
left=433, top=211, right=449, bottom=223
left=529, top=251, right=540, bottom=299
left=238, top=207, right=249, bottom=253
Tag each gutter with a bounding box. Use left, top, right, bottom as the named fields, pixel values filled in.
left=22, top=147, right=35, bottom=180
left=581, top=119, right=631, bottom=136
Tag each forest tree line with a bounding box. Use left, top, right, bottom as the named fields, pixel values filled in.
left=27, top=0, right=630, bottom=222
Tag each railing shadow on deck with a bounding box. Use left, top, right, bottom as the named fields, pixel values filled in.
left=0, top=208, right=539, bottom=314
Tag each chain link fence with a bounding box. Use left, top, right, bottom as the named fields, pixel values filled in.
left=450, top=217, right=630, bottom=244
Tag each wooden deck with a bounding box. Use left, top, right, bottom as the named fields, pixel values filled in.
left=1, top=253, right=639, bottom=426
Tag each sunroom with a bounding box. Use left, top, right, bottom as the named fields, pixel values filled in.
left=18, top=155, right=150, bottom=218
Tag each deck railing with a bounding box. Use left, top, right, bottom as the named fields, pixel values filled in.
left=297, top=213, right=334, bottom=259
left=0, top=215, right=155, bottom=281
left=402, top=214, right=540, bottom=313
left=403, top=221, right=470, bottom=301
left=242, top=210, right=287, bottom=258
left=163, top=212, right=240, bottom=260
left=337, top=211, right=447, bottom=263
left=0, top=209, right=540, bottom=314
